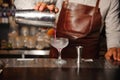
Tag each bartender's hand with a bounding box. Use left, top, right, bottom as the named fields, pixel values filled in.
left=34, top=2, right=59, bottom=13
left=105, top=48, right=120, bottom=61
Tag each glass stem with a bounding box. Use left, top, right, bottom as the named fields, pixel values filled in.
left=58, top=48, right=62, bottom=60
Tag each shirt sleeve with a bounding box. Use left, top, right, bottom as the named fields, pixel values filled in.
left=105, top=0, right=120, bottom=49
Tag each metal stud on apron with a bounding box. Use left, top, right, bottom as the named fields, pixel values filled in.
left=50, top=0, right=102, bottom=59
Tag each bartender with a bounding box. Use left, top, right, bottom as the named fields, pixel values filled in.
left=14, top=0, right=120, bottom=61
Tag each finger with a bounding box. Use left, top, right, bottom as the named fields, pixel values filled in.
left=55, top=7, right=59, bottom=13
left=47, top=5, right=55, bottom=12
left=34, top=2, right=42, bottom=10
left=105, top=54, right=111, bottom=60
left=47, top=5, right=59, bottom=13
left=117, top=48, right=120, bottom=61
left=105, top=51, right=112, bottom=60
left=34, top=2, right=47, bottom=11
left=39, top=3, right=47, bottom=11
left=112, top=49, right=117, bottom=60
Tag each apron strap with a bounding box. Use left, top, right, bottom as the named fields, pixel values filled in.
left=95, top=0, right=100, bottom=9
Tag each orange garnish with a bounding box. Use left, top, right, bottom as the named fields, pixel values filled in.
left=47, top=28, right=55, bottom=36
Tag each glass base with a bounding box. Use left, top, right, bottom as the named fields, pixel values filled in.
left=55, top=59, right=67, bottom=65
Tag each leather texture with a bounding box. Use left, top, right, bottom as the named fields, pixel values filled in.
left=57, top=0, right=101, bottom=39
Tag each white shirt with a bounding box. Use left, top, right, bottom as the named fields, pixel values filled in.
left=14, top=0, right=120, bottom=49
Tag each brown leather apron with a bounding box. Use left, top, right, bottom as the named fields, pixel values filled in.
left=50, top=0, right=102, bottom=59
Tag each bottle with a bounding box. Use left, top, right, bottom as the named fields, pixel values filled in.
left=9, top=0, right=16, bottom=17
left=20, top=26, right=30, bottom=48
left=0, top=2, right=2, bottom=23
left=8, top=16, right=19, bottom=49
left=36, top=28, right=50, bottom=50
left=1, top=3, right=9, bottom=24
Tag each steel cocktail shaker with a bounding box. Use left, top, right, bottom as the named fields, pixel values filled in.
left=15, top=10, right=56, bottom=27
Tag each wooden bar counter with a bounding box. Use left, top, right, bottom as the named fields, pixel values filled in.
left=0, top=58, right=120, bottom=80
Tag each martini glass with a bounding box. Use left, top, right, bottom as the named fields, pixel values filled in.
left=50, top=37, right=69, bottom=64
